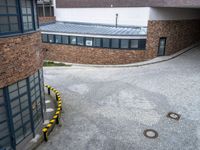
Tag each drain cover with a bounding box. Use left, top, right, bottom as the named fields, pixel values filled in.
left=143, top=129, right=158, bottom=139
left=167, top=112, right=181, bottom=120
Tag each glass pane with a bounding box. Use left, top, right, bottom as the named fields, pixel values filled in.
left=19, top=86, right=27, bottom=95
left=28, top=16, right=32, bottom=22
left=11, top=99, right=20, bottom=108
left=0, top=121, right=8, bottom=131
left=18, top=80, right=26, bottom=88
left=121, top=39, right=129, bottom=49
left=20, top=95, right=28, bottom=103
left=15, top=128, right=24, bottom=144
left=10, top=23, right=19, bottom=32
left=21, top=101, right=29, bottom=110
left=26, top=0, right=32, bottom=7
left=9, top=16, right=18, bottom=23
left=12, top=105, right=20, bottom=115
left=62, top=35, right=68, bottom=44
left=55, top=35, right=62, bottom=43
left=27, top=8, right=31, bottom=14
left=9, top=90, right=19, bottom=100
left=0, top=89, right=3, bottom=96
left=0, top=136, right=11, bottom=148
left=0, top=16, right=9, bottom=24
left=7, top=0, right=16, bottom=5
left=22, top=7, right=27, bottom=14
left=0, top=128, right=9, bottom=139
left=111, top=39, right=119, bottom=49
left=48, top=35, right=54, bottom=43
left=8, top=7, right=16, bottom=14
left=0, top=24, right=9, bottom=33
left=8, top=83, right=17, bottom=92
left=0, top=0, right=6, bottom=5
left=42, top=34, right=48, bottom=42
left=70, top=36, right=76, bottom=45
left=77, top=37, right=84, bottom=46
left=85, top=38, right=93, bottom=46
left=102, top=39, right=110, bottom=48
left=28, top=22, right=33, bottom=29
left=0, top=6, right=7, bottom=14
left=94, top=38, right=101, bottom=47
left=14, top=119, right=22, bottom=130
left=130, top=40, right=139, bottom=49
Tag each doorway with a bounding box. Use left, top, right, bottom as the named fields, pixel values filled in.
left=158, top=37, right=166, bottom=56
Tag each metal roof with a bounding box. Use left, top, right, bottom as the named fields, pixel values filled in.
left=40, top=22, right=147, bottom=37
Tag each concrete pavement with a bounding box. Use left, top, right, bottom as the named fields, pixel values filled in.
left=38, top=46, right=200, bottom=150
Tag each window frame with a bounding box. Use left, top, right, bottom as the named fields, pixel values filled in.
left=0, top=0, right=37, bottom=36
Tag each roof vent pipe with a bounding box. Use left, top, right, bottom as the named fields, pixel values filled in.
left=115, top=13, right=118, bottom=28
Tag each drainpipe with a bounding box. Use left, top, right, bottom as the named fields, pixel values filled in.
left=115, top=13, right=118, bottom=28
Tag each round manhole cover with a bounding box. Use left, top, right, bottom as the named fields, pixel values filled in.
left=143, top=129, right=158, bottom=139
left=167, top=112, right=181, bottom=120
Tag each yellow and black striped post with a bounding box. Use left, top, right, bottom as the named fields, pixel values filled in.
left=42, top=128, right=48, bottom=142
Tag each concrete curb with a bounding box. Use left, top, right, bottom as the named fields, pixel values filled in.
left=44, top=42, right=200, bottom=68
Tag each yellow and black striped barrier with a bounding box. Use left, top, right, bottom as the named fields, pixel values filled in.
left=42, top=84, right=63, bottom=142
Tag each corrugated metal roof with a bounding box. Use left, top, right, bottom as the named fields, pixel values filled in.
left=40, top=22, right=147, bottom=36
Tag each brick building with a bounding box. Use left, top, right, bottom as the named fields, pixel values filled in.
left=40, top=0, right=200, bottom=65
left=0, top=0, right=45, bottom=149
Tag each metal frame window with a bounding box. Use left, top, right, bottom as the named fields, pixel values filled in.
left=93, top=38, right=101, bottom=47
left=0, top=0, right=20, bottom=34
left=77, top=37, right=84, bottom=46
left=0, top=89, right=12, bottom=149
left=41, top=34, right=147, bottom=50
left=8, top=79, right=32, bottom=145
left=120, top=39, right=129, bottom=49
left=102, top=38, right=110, bottom=48
left=62, top=35, right=69, bottom=44
left=85, top=37, right=93, bottom=47
left=55, top=35, right=62, bottom=44
left=0, top=69, right=45, bottom=149
left=0, top=0, right=37, bottom=36
left=21, top=0, right=34, bottom=31
left=70, top=36, right=77, bottom=45
left=130, top=39, right=139, bottom=49
left=111, top=39, right=120, bottom=49
left=29, top=72, right=43, bottom=128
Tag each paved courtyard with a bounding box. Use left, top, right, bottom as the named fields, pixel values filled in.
left=38, top=46, right=200, bottom=150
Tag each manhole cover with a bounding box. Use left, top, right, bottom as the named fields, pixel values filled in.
left=143, top=129, right=158, bottom=139
left=167, top=112, right=181, bottom=121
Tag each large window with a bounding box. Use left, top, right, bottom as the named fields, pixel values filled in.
left=8, top=79, right=32, bottom=144
left=85, top=37, right=93, bottom=47
left=102, top=39, right=110, bottom=48
left=121, top=39, right=129, bottom=49
left=111, top=39, right=120, bottom=49
left=94, top=38, right=101, bottom=47
left=0, top=89, right=12, bottom=149
left=62, top=35, right=69, bottom=44
left=55, top=35, right=62, bottom=44
left=70, top=36, right=77, bottom=45
left=130, top=40, right=139, bottom=49
left=0, top=0, right=19, bottom=34
left=41, top=34, right=147, bottom=50
left=0, top=0, right=37, bottom=36
left=77, top=37, right=84, bottom=46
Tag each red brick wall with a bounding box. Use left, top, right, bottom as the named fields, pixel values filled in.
left=39, top=17, right=56, bottom=25
left=43, top=43, right=151, bottom=65
left=147, top=19, right=200, bottom=56
left=0, top=32, right=44, bottom=88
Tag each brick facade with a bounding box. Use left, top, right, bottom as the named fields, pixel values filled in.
left=43, top=44, right=151, bottom=65
left=56, top=0, right=200, bottom=8
left=147, top=19, right=200, bottom=56
left=0, top=32, right=44, bottom=88
left=42, top=19, right=200, bottom=65
left=39, top=16, right=56, bottom=25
